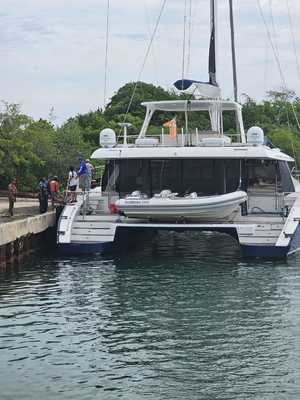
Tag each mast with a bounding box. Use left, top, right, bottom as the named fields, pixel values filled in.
left=229, top=0, right=238, bottom=102
left=174, top=0, right=221, bottom=98
left=209, top=0, right=217, bottom=86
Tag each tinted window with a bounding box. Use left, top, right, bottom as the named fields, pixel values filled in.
left=151, top=160, right=181, bottom=194
left=119, top=159, right=150, bottom=196
left=103, top=159, right=243, bottom=196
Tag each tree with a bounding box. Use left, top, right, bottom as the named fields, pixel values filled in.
left=54, top=119, right=92, bottom=184
left=0, top=102, right=41, bottom=190
left=104, top=82, right=178, bottom=123
left=75, top=110, right=108, bottom=146
left=1, top=83, right=300, bottom=192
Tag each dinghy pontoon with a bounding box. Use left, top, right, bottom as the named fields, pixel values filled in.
left=116, top=190, right=248, bottom=221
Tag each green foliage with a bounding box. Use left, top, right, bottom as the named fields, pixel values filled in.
left=0, top=102, right=92, bottom=191
left=74, top=110, right=107, bottom=146
left=54, top=119, right=93, bottom=184
left=104, top=82, right=176, bottom=121
left=0, top=102, right=41, bottom=190
left=1, top=84, right=300, bottom=191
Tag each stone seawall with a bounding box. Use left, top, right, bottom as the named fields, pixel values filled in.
left=0, top=211, right=56, bottom=268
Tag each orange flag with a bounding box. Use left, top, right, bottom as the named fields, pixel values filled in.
left=163, top=118, right=177, bottom=138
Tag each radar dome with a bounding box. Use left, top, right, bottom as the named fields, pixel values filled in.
left=100, top=128, right=116, bottom=148
left=247, top=126, right=264, bottom=145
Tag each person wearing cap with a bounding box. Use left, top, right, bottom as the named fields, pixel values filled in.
left=8, top=178, right=17, bottom=217
left=49, top=176, right=59, bottom=209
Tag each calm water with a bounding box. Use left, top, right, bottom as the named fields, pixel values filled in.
left=1, top=232, right=300, bottom=400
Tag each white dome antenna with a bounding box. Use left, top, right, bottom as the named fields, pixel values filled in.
left=99, top=128, right=116, bottom=148
left=247, top=126, right=264, bottom=145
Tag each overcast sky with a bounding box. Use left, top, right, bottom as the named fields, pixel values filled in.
left=1, top=0, right=300, bottom=123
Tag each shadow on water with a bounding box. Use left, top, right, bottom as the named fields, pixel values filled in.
left=1, top=231, right=300, bottom=400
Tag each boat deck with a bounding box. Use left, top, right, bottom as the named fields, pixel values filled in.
left=110, top=213, right=286, bottom=248
left=117, top=213, right=285, bottom=226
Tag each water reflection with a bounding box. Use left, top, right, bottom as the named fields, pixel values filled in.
left=0, top=232, right=300, bottom=399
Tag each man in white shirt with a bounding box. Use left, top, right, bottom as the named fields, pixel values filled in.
left=68, top=166, right=78, bottom=202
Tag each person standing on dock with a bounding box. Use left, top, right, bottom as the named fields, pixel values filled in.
left=49, top=176, right=59, bottom=209
left=8, top=178, right=17, bottom=217
left=38, top=177, right=49, bottom=213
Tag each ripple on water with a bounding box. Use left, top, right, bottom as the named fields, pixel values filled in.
left=0, top=233, right=300, bottom=399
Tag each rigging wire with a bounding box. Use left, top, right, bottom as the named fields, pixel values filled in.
left=257, top=0, right=286, bottom=87
left=144, top=0, right=160, bottom=86
left=256, top=0, right=300, bottom=131
left=103, top=0, right=110, bottom=109
left=122, top=0, right=167, bottom=123
left=268, top=0, right=280, bottom=58
left=286, top=0, right=300, bottom=80
left=263, top=1, right=273, bottom=91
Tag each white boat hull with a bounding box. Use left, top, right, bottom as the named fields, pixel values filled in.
left=116, top=191, right=247, bottom=221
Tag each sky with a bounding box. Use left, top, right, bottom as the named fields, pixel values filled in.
left=0, top=0, right=300, bottom=124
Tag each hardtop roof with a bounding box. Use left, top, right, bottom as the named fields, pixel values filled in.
left=141, top=99, right=241, bottom=112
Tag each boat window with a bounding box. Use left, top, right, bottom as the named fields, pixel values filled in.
left=119, top=159, right=150, bottom=196
left=151, top=160, right=181, bottom=194
left=182, top=160, right=216, bottom=195
left=223, top=111, right=241, bottom=143
left=246, top=160, right=281, bottom=192
left=225, top=160, right=241, bottom=192
left=104, top=158, right=243, bottom=197
left=102, top=160, right=120, bottom=192
left=278, top=161, right=294, bottom=192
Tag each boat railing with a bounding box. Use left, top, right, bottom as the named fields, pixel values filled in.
left=117, top=129, right=242, bottom=147
left=64, top=190, right=98, bottom=216
left=78, top=190, right=120, bottom=217
left=247, top=188, right=286, bottom=216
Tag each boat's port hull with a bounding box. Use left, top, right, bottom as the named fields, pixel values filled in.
left=58, top=242, right=113, bottom=256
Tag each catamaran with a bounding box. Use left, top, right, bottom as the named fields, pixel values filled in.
left=57, top=0, right=300, bottom=258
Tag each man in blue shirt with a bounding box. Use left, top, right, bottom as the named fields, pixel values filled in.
left=77, top=157, right=88, bottom=191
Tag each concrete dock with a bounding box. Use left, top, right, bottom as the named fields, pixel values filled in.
left=0, top=197, right=56, bottom=268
